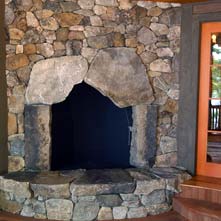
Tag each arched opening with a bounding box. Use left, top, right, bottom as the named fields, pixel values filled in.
left=51, top=82, right=132, bottom=170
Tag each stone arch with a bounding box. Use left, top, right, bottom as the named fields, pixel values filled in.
left=25, top=48, right=154, bottom=107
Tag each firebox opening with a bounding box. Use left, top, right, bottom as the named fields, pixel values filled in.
left=51, top=82, right=133, bottom=171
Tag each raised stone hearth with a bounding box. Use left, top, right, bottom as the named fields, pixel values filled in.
left=0, top=168, right=191, bottom=220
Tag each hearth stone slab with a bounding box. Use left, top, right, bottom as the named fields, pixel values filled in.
left=0, top=168, right=191, bottom=220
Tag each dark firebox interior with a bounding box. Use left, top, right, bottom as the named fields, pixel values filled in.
left=51, top=82, right=132, bottom=170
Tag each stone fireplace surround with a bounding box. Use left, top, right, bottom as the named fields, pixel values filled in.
left=0, top=48, right=191, bottom=220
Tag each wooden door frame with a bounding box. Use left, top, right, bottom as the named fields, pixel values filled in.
left=178, top=0, right=221, bottom=175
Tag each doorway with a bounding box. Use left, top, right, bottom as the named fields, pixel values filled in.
left=197, top=22, right=221, bottom=178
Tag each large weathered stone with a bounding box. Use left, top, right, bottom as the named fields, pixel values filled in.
left=141, top=190, right=166, bottom=206
left=8, top=134, right=25, bottom=157
left=8, top=156, right=25, bottom=172
left=96, top=195, right=122, bottom=207
left=113, top=206, right=128, bottom=219
left=85, top=48, right=154, bottom=107
left=127, top=207, right=148, bottom=219
left=98, top=207, right=113, bottom=220
left=73, top=201, right=100, bottom=221
left=0, top=176, right=31, bottom=198
left=160, top=136, right=177, bottom=154
left=24, top=105, right=51, bottom=171
left=26, top=56, right=88, bottom=105
left=71, top=169, right=135, bottom=196
left=46, top=199, right=73, bottom=220
left=150, top=59, right=171, bottom=73
left=130, top=105, right=158, bottom=168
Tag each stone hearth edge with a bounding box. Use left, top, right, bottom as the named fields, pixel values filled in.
left=0, top=168, right=191, bottom=220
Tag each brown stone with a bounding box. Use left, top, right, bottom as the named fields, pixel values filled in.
left=8, top=156, right=25, bottom=172
left=9, top=28, right=24, bottom=40
left=56, top=28, right=69, bottom=41
left=6, top=54, right=29, bottom=71
left=54, top=13, right=84, bottom=27
left=87, top=36, right=111, bottom=49
left=35, top=9, right=54, bottom=19
left=68, top=31, right=85, bottom=40
left=125, top=38, right=138, bottom=48
left=8, top=113, right=17, bottom=136
left=40, top=17, right=59, bottom=30
left=26, top=12, right=39, bottom=28
left=36, top=43, right=54, bottom=58
left=148, top=7, right=163, bottom=16
left=24, top=44, right=36, bottom=55
left=113, top=32, right=125, bottom=47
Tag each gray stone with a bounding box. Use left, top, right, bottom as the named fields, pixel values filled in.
left=140, top=51, right=157, bottom=65
left=159, top=8, right=181, bottom=26
left=46, top=199, right=73, bottom=220
left=78, top=0, right=95, bottom=9
left=96, top=195, right=122, bottom=207
left=127, top=207, right=148, bottom=219
left=22, top=30, right=40, bottom=44
left=130, top=105, right=157, bottom=168
left=121, top=194, right=140, bottom=207
left=78, top=196, right=96, bottom=202
left=25, top=105, right=51, bottom=171
left=160, top=136, right=177, bottom=154
left=156, top=48, right=173, bottom=57
left=43, top=1, right=62, bottom=13
left=33, top=200, right=46, bottom=214
left=146, top=203, right=170, bottom=216
left=96, top=0, right=118, bottom=6
left=113, top=206, right=128, bottom=219
left=30, top=183, right=70, bottom=199
left=26, top=56, right=88, bottom=105
left=150, top=23, right=169, bottom=36
left=71, top=169, right=135, bottom=196
left=66, top=40, right=83, bottom=56
left=8, top=134, right=25, bottom=157
left=85, top=48, right=154, bottom=108
left=98, top=207, right=113, bottom=220
left=150, top=59, right=171, bottom=73
left=0, top=176, right=31, bottom=198
left=134, top=178, right=166, bottom=195
left=137, top=27, right=157, bottom=45
left=60, top=2, right=80, bottom=12
left=141, top=190, right=166, bottom=206
left=5, top=5, right=15, bottom=25
left=36, top=43, right=54, bottom=58
left=87, top=35, right=111, bottom=49
left=40, top=17, right=59, bottom=30
left=73, top=201, right=99, bottom=221
left=21, top=204, right=35, bottom=217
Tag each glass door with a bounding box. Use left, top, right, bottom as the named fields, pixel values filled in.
left=197, top=22, right=221, bottom=178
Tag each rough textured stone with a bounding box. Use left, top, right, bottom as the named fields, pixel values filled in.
left=127, top=207, right=148, bottom=219
left=140, top=51, right=157, bottom=64
left=97, top=195, right=122, bottom=207
left=96, top=0, right=118, bottom=7
left=24, top=105, right=51, bottom=171
left=0, top=191, right=22, bottom=214
left=113, top=206, right=128, bottom=219
left=150, top=23, right=169, bottom=36
left=36, top=43, right=54, bottom=58
left=26, top=56, right=88, bottom=105
left=156, top=48, right=174, bottom=57
left=87, top=36, right=111, bottom=49
left=98, top=207, right=113, bottom=220
left=141, top=190, right=166, bottom=206
left=71, top=169, right=135, bottom=196
left=8, top=156, right=25, bottom=172
left=0, top=176, right=31, bottom=198
left=8, top=113, right=17, bottom=136
left=73, top=201, right=100, bottom=221
left=6, top=54, right=29, bottom=71
left=60, top=2, right=80, bottom=12
left=8, top=94, right=25, bottom=114
left=78, top=0, right=95, bottom=9
left=137, top=27, right=157, bottom=45
left=31, top=183, right=70, bottom=199
left=46, top=199, right=73, bottom=220
left=150, top=59, right=171, bottom=73
left=54, top=13, right=84, bottom=27
left=130, top=105, right=157, bottom=168
left=40, top=17, right=59, bottom=30
left=8, top=134, right=25, bottom=157
left=26, top=12, right=39, bottom=27
left=160, top=136, right=177, bottom=154
left=5, top=5, right=15, bottom=25
left=85, top=48, right=154, bottom=107
left=134, top=178, right=166, bottom=195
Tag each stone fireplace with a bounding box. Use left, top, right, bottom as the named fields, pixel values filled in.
left=24, top=48, right=156, bottom=171
left=1, top=0, right=191, bottom=220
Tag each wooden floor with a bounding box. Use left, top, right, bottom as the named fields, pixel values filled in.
left=0, top=211, right=186, bottom=221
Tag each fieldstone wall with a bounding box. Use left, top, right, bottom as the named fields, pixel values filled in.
left=5, top=0, right=181, bottom=172
left=0, top=168, right=191, bottom=220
